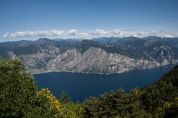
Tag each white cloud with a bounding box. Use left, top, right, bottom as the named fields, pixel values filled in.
left=3, top=29, right=178, bottom=39
left=3, top=30, right=65, bottom=38
left=68, top=29, right=78, bottom=36
left=95, top=29, right=111, bottom=36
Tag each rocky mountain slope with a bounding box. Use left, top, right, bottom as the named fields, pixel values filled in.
left=0, top=37, right=178, bottom=74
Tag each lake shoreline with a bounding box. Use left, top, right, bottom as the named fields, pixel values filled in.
left=32, top=63, right=176, bottom=75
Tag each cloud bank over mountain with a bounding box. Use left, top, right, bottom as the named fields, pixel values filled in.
left=3, top=29, right=178, bottom=39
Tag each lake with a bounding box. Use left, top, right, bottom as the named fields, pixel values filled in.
left=34, top=65, right=175, bottom=101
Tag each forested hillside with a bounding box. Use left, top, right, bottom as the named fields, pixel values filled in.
left=0, top=59, right=177, bottom=118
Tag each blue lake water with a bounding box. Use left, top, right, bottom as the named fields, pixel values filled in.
left=34, top=65, right=175, bottom=101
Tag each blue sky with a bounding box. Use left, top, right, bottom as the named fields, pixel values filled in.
left=1, top=0, right=178, bottom=40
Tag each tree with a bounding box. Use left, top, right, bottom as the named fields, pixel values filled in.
left=0, top=59, right=36, bottom=117
left=164, top=97, right=178, bottom=118
left=59, top=91, right=71, bottom=104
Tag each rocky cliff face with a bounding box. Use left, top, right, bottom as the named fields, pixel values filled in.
left=47, top=47, right=162, bottom=73
left=0, top=37, right=178, bottom=74
left=19, top=47, right=170, bottom=74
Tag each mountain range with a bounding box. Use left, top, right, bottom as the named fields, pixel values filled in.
left=0, top=36, right=178, bottom=74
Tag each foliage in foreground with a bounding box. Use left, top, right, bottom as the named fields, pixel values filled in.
left=0, top=59, right=178, bottom=118
left=0, top=59, right=63, bottom=117
left=37, top=88, right=61, bottom=117
left=0, top=59, right=36, bottom=117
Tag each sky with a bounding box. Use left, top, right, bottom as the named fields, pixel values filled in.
left=1, top=0, right=178, bottom=41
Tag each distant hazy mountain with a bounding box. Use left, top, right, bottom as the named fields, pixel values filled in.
left=0, top=36, right=178, bottom=74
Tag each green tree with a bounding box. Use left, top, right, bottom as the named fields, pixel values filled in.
left=59, top=91, right=71, bottom=104
left=0, top=59, right=36, bottom=117
left=60, top=102, right=83, bottom=118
